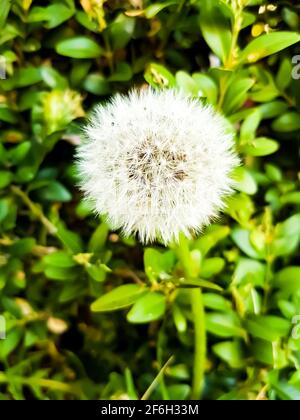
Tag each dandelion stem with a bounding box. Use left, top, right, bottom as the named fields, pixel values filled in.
left=190, top=287, right=206, bottom=400
left=177, top=234, right=206, bottom=400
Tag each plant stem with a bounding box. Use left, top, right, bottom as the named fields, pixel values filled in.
left=177, top=234, right=206, bottom=400
left=11, top=185, right=57, bottom=235
left=141, top=356, right=174, bottom=400
left=190, top=287, right=206, bottom=399
left=0, top=373, right=81, bottom=397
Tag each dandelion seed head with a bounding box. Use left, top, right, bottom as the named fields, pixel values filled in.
left=77, top=89, right=239, bottom=244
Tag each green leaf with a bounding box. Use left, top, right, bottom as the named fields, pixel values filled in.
left=203, top=293, right=232, bottom=312
left=127, top=292, right=166, bottom=324
left=274, top=267, right=300, bottom=295
left=259, top=101, right=289, bottom=119
left=0, top=107, right=17, bottom=123
left=206, top=313, right=246, bottom=338
left=109, top=62, right=132, bottom=82
left=231, top=228, right=264, bottom=259
left=194, top=225, right=230, bottom=256
left=75, top=11, right=98, bottom=32
left=9, top=238, right=35, bottom=257
left=44, top=251, right=76, bottom=268
left=144, top=1, right=177, bottom=18
left=0, top=198, right=9, bottom=222
left=4, top=67, right=42, bottom=89
left=144, top=248, right=175, bottom=282
left=0, top=0, right=11, bottom=30
left=108, top=15, right=135, bottom=50
left=199, top=1, right=232, bottom=63
left=176, top=278, right=223, bottom=292
left=88, top=223, right=109, bottom=253
left=83, top=73, right=110, bottom=96
left=144, top=63, right=176, bottom=89
left=167, top=384, right=190, bottom=400
left=274, top=383, right=300, bottom=401
left=8, top=141, right=31, bottom=164
left=241, top=137, right=279, bottom=156
left=86, top=264, right=107, bottom=283
left=223, top=78, right=255, bottom=115
left=272, top=112, right=300, bottom=132
left=45, top=266, right=78, bottom=281
left=251, top=339, right=273, bottom=365
left=172, top=304, right=187, bottom=333
left=234, top=167, right=258, bottom=195
left=234, top=258, right=266, bottom=287
left=272, top=214, right=300, bottom=257
left=200, top=258, right=225, bottom=278
left=36, top=181, right=72, bottom=202
left=192, top=73, right=218, bottom=104
left=28, top=5, right=74, bottom=29
left=240, top=109, right=262, bottom=143
left=240, top=32, right=300, bottom=63
left=245, top=316, right=291, bottom=342
left=0, top=171, right=13, bottom=188
left=276, top=58, right=293, bottom=91
left=56, top=37, right=103, bottom=59
left=213, top=341, right=244, bottom=369
left=175, top=71, right=199, bottom=96
left=0, top=328, right=23, bottom=360
left=41, top=67, right=68, bottom=89
left=91, top=284, right=147, bottom=312
left=56, top=223, right=83, bottom=254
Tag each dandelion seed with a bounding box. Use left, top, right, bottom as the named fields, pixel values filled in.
left=76, top=89, right=239, bottom=244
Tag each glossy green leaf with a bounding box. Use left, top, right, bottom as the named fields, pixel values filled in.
left=127, top=292, right=166, bottom=324
left=144, top=63, right=176, bottom=89
left=245, top=316, right=291, bottom=342
left=241, top=137, right=279, bottom=156
left=213, top=341, right=244, bottom=369
left=91, top=284, right=147, bottom=312
left=240, top=32, right=300, bottom=63
left=206, top=313, right=246, bottom=338
left=44, top=251, right=76, bottom=268
left=56, top=37, right=103, bottom=59
left=272, top=112, right=300, bottom=132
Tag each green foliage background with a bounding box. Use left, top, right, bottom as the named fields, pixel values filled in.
left=0, top=0, right=300, bottom=400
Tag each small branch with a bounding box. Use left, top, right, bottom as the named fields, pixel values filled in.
left=10, top=185, right=57, bottom=235
left=141, top=355, right=174, bottom=400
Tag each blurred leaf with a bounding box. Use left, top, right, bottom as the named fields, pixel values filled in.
left=200, top=258, right=225, bottom=278
left=56, top=37, right=103, bottom=58
left=144, top=63, right=176, bottom=89
left=44, top=251, right=76, bottom=268
left=28, top=5, right=74, bottom=29
left=127, top=292, right=166, bottom=324
left=144, top=248, right=175, bottom=282
left=199, top=0, right=232, bottom=63
left=272, top=112, right=300, bottom=132
left=234, top=167, right=258, bottom=195
left=0, top=0, right=11, bottom=29
left=274, top=267, right=300, bottom=295
left=206, top=313, right=246, bottom=338
left=241, top=137, right=279, bottom=157
left=0, top=170, right=13, bottom=188
left=213, top=341, right=244, bottom=369
left=36, top=181, right=72, bottom=202
left=83, top=73, right=110, bottom=95
left=245, top=316, right=291, bottom=342
left=223, top=78, right=255, bottom=115
left=240, top=32, right=300, bottom=63
left=91, top=284, right=147, bottom=312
